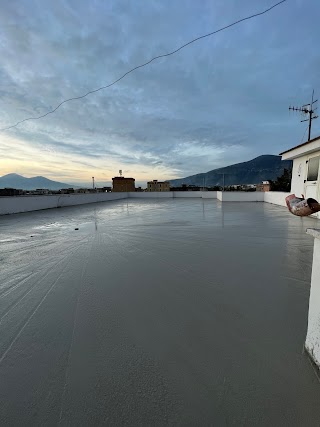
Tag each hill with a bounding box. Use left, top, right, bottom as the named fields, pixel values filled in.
left=169, top=155, right=292, bottom=187
left=0, top=173, right=76, bottom=190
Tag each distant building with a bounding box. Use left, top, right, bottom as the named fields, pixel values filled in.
left=170, top=184, right=201, bottom=191
left=0, top=188, right=23, bottom=196
left=147, top=180, right=170, bottom=192
left=96, top=187, right=112, bottom=193
left=60, top=188, right=75, bottom=194
left=75, top=188, right=89, bottom=193
left=34, top=188, right=50, bottom=195
left=112, top=177, right=135, bottom=192
left=256, top=181, right=270, bottom=192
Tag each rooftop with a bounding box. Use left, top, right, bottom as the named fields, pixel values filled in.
left=1, top=199, right=320, bottom=425
left=280, top=135, right=320, bottom=158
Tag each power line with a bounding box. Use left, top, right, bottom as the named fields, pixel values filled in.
left=1, top=0, right=288, bottom=131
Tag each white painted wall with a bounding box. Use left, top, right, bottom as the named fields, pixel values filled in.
left=128, top=192, right=173, bottom=198
left=281, top=140, right=320, bottom=206
left=281, top=137, right=320, bottom=160
left=305, top=229, right=320, bottom=368
left=264, top=192, right=289, bottom=207
left=217, top=191, right=264, bottom=202
left=128, top=191, right=215, bottom=199
left=1, top=189, right=315, bottom=215
left=1, top=192, right=216, bottom=215
left=0, top=193, right=127, bottom=215
left=173, top=191, right=205, bottom=198
left=201, top=192, right=217, bottom=199
left=291, top=155, right=308, bottom=197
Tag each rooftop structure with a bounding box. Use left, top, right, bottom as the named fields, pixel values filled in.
left=112, top=176, right=135, bottom=192
left=147, top=180, right=170, bottom=192
left=256, top=181, right=271, bottom=192
left=280, top=136, right=320, bottom=218
left=0, top=198, right=320, bottom=425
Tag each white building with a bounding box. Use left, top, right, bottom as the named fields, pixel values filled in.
left=280, top=135, right=320, bottom=218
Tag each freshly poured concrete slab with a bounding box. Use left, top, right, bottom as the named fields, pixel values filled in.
left=0, top=199, right=320, bottom=426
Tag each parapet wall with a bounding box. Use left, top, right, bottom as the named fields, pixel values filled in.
left=0, top=193, right=127, bottom=215
left=127, top=191, right=216, bottom=199
left=0, top=190, right=293, bottom=215
left=217, top=191, right=265, bottom=202
left=264, top=191, right=289, bottom=207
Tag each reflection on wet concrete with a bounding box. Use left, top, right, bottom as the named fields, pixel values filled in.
left=0, top=199, right=320, bottom=425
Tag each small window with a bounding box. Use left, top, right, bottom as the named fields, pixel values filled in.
left=307, top=156, right=320, bottom=181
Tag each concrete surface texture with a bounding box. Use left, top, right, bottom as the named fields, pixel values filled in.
left=0, top=199, right=320, bottom=426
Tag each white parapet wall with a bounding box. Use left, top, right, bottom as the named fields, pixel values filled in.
left=173, top=191, right=206, bottom=198
left=128, top=192, right=173, bottom=199
left=0, top=190, right=302, bottom=215
left=264, top=192, right=290, bottom=207
left=305, top=228, right=320, bottom=369
left=217, top=191, right=265, bottom=202
left=0, top=193, right=127, bottom=215
left=214, top=191, right=289, bottom=207
left=201, top=191, right=217, bottom=199
left=127, top=191, right=217, bottom=199
left=0, top=191, right=213, bottom=215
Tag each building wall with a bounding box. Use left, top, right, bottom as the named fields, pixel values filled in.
left=305, top=231, right=320, bottom=368
left=256, top=183, right=270, bottom=192
left=290, top=153, right=320, bottom=220
left=291, top=155, right=308, bottom=197
left=283, top=147, right=320, bottom=202
left=112, top=178, right=135, bottom=192
left=147, top=181, right=170, bottom=191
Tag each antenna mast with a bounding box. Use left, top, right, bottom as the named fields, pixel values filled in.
left=289, top=89, right=318, bottom=142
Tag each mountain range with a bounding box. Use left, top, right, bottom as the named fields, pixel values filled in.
left=1, top=155, right=292, bottom=190
left=169, top=155, right=292, bottom=187
left=0, top=173, right=75, bottom=190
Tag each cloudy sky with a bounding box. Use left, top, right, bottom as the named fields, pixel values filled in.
left=1, top=0, right=319, bottom=186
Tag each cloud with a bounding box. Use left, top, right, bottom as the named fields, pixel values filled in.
left=1, top=0, right=320, bottom=185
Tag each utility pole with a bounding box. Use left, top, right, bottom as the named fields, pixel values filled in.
left=289, top=90, right=318, bottom=142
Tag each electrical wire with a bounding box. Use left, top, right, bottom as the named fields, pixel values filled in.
left=1, top=0, right=288, bottom=131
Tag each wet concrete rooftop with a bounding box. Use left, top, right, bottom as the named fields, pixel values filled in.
left=1, top=198, right=320, bottom=426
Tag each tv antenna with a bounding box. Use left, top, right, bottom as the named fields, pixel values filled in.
left=289, top=89, right=318, bottom=142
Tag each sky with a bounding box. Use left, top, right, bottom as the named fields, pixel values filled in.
left=1, top=0, right=320, bottom=187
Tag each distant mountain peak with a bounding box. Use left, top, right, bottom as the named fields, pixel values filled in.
left=169, top=155, right=292, bottom=187
left=0, top=173, right=77, bottom=190
left=1, top=173, right=22, bottom=178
